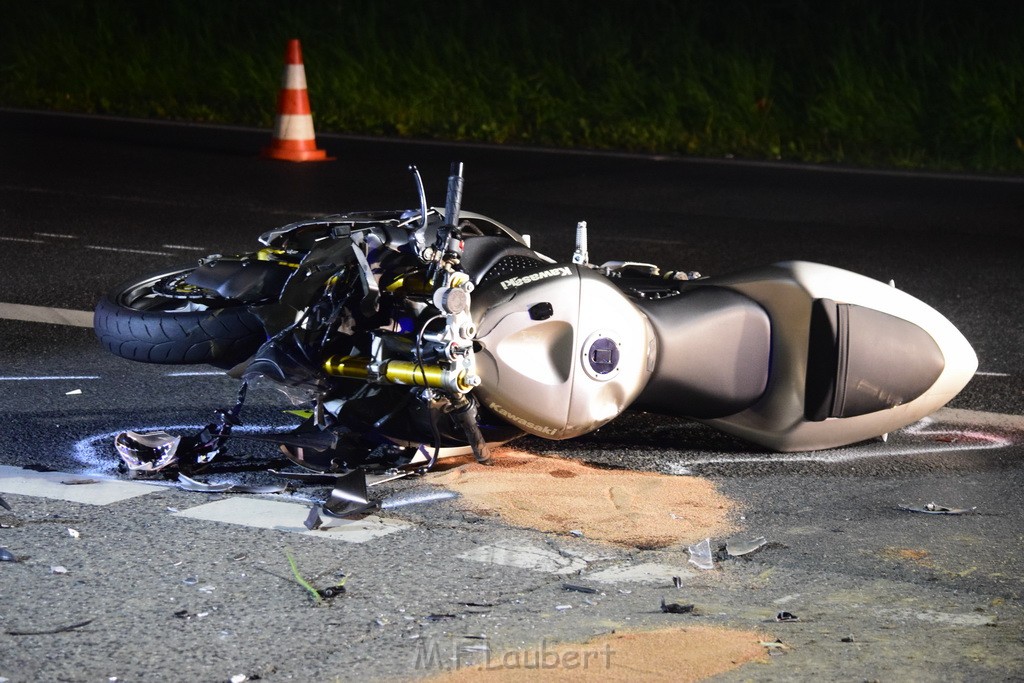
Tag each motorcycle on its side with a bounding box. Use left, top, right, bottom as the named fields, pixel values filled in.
left=94, top=163, right=977, bottom=478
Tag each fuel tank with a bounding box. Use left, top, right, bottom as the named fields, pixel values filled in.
left=471, top=264, right=656, bottom=439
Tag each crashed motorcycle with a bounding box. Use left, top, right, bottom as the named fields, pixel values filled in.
left=94, top=163, right=977, bottom=483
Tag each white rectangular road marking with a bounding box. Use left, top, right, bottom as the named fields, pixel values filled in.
left=172, top=497, right=410, bottom=543
left=0, top=303, right=94, bottom=327
left=459, top=541, right=588, bottom=574
left=584, top=562, right=696, bottom=585
left=0, top=465, right=160, bottom=505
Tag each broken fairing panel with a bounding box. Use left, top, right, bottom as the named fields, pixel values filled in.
left=115, top=431, right=183, bottom=472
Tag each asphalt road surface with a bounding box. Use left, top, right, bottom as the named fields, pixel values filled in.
left=1, top=109, right=1022, bottom=682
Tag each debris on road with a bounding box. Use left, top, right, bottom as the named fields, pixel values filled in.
left=727, top=536, right=767, bottom=557
left=114, top=430, right=182, bottom=473
left=65, top=389, right=82, bottom=396
left=898, top=502, right=975, bottom=515
left=50, top=565, right=68, bottom=574
left=776, top=611, right=799, bottom=622
left=0, top=547, right=18, bottom=562
left=660, top=598, right=696, bottom=614
left=687, top=538, right=714, bottom=570
left=562, top=583, right=599, bottom=594
left=176, top=474, right=288, bottom=495
left=6, top=618, right=94, bottom=636
left=67, top=528, right=80, bottom=539
left=0, top=494, right=11, bottom=510
left=60, top=478, right=98, bottom=485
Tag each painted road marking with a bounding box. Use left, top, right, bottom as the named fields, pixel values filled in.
left=85, top=245, right=174, bottom=256
left=0, top=236, right=46, bottom=244
left=0, top=375, right=100, bottom=381
left=585, top=562, right=696, bottom=585
left=161, top=244, right=208, bottom=251
left=669, top=407, right=1022, bottom=473
left=34, top=232, right=78, bottom=239
left=0, top=303, right=93, bottom=327
left=459, top=541, right=588, bottom=574
left=0, top=465, right=159, bottom=505
left=172, top=497, right=409, bottom=543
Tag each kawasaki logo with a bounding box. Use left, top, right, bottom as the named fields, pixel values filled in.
left=499, top=266, right=572, bottom=291
left=488, top=401, right=559, bottom=436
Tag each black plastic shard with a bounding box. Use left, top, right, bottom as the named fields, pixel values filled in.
left=0, top=494, right=10, bottom=511
left=660, top=597, right=695, bottom=614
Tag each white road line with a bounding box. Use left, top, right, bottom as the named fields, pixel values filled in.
left=0, top=236, right=46, bottom=244
left=161, top=244, right=208, bottom=251
left=0, top=465, right=159, bottom=506
left=0, top=302, right=93, bottom=327
left=0, top=375, right=99, bottom=381
left=172, top=498, right=410, bottom=542
left=34, top=232, right=78, bottom=239
left=669, top=408, right=1020, bottom=473
left=86, top=245, right=174, bottom=256
left=164, top=371, right=229, bottom=377
left=976, top=371, right=1011, bottom=377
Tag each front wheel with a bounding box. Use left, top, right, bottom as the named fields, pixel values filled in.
left=93, top=268, right=266, bottom=366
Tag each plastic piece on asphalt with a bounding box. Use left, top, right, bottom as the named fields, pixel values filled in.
left=727, top=536, right=768, bottom=557
left=776, top=611, right=799, bottom=622
left=898, top=502, right=975, bottom=515
left=660, top=597, right=695, bottom=614
left=687, top=538, right=714, bottom=570
left=176, top=474, right=287, bottom=495
left=0, top=547, right=16, bottom=562
left=0, top=494, right=10, bottom=511
left=115, top=430, right=182, bottom=472
left=67, top=528, right=80, bottom=539
left=562, top=583, right=599, bottom=594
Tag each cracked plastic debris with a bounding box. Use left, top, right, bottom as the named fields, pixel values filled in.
left=176, top=473, right=288, bottom=495
left=660, top=597, right=696, bottom=614
left=114, top=431, right=182, bottom=472
left=0, top=495, right=11, bottom=511
left=776, top=611, right=799, bottom=622
left=562, top=583, right=599, bottom=594
left=304, top=470, right=376, bottom=529
left=898, top=501, right=975, bottom=515
left=727, top=536, right=768, bottom=557
left=687, top=538, right=714, bottom=570
left=0, top=547, right=17, bottom=562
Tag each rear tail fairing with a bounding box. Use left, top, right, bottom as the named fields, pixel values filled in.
left=656, top=261, right=976, bottom=451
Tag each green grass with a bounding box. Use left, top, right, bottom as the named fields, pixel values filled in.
left=2, top=1, right=1021, bottom=172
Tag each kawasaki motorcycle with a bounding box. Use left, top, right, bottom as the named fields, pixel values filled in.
left=94, top=163, right=977, bottom=479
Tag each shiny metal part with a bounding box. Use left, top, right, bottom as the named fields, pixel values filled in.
left=114, top=430, right=182, bottom=472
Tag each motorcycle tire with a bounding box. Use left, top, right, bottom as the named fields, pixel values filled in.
left=93, top=267, right=266, bottom=367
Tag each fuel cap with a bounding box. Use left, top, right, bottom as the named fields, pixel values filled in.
left=581, top=331, right=621, bottom=381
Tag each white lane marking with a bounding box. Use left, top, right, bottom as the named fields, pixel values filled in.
left=172, top=498, right=409, bottom=542
left=585, top=562, right=696, bottom=585
left=161, top=244, right=208, bottom=251
left=164, top=371, right=229, bottom=377
left=86, top=245, right=173, bottom=256
left=0, top=375, right=99, bottom=381
left=34, top=232, right=78, bottom=239
left=459, top=541, right=588, bottom=574
left=0, top=236, right=46, bottom=244
left=976, top=371, right=1011, bottom=377
left=0, top=465, right=159, bottom=505
left=669, top=408, right=1019, bottom=473
left=0, top=302, right=93, bottom=327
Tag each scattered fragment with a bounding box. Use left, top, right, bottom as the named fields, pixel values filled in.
left=0, top=494, right=11, bottom=511
left=177, top=474, right=286, bottom=495
left=61, top=478, right=98, bottom=485
left=7, top=618, right=94, bottom=636
left=115, top=430, right=182, bottom=473
left=230, top=675, right=248, bottom=683
left=182, top=576, right=199, bottom=586
left=380, top=487, right=457, bottom=509
left=660, top=597, right=696, bottom=614
left=760, top=639, right=790, bottom=650
left=425, top=614, right=457, bottom=622
left=898, top=502, right=975, bottom=515
left=569, top=529, right=584, bottom=537
left=841, top=635, right=855, bottom=643
left=305, top=471, right=377, bottom=528
left=562, top=583, right=599, bottom=594
left=51, top=565, right=68, bottom=574
left=68, top=528, right=80, bottom=539
left=727, top=536, right=768, bottom=557
left=776, top=611, right=799, bottom=622
left=0, top=547, right=18, bottom=562
left=173, top=609, right=208, bottom=620
left=672, top=576, right=683, bottom=589
left=197, top=585, right=216, bottom=594
left=65, top=389, right=83, bottom=396
left=687, top=538, right=714, bottom=570
left=555, top=604, right=572, bottom=611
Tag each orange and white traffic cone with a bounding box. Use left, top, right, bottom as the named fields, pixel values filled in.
left=264, top=39, right=331, bottom=162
